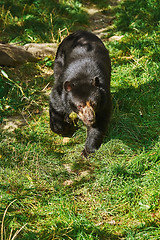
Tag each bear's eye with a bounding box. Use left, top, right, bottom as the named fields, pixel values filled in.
left=92, top=76, right=100, bottom=87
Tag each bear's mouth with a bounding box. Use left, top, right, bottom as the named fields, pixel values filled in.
left=78, top=101, right=95, bottom=126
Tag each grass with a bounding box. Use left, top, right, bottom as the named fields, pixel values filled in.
left=0, top=0, right=160, bottom=239
left=0, top=0, right=88, bottom=43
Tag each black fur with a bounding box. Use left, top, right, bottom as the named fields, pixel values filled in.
left=49, top=30, right=111, bottom=157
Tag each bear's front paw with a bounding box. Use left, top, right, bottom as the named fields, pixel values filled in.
left=81, top=147, right=94, bottom=158
left=81, top=148, right=89, bottom=158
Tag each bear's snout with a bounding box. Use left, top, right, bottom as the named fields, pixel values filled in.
left=78, top=101, right=95, bottom=126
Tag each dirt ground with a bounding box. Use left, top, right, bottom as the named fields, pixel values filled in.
left=84, top=0, right=121, bottom=39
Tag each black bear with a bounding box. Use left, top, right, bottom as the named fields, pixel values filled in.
left=49, top=30, right=111, bottom=157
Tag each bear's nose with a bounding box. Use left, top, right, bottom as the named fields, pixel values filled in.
left=87, top=113, right=95, bottom=125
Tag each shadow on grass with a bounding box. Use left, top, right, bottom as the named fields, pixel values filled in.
left=125, top=221, right=160, bottom=239
left=114, top=0, right=160, bottom=32
left=106, top=79, right=159, bottom=152
left=19, top=222, right=122, bottom=240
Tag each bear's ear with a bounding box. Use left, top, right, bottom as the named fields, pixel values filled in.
left=92, top=76, right=99, bottom=87
left=64, top=81, right=73, bottom=92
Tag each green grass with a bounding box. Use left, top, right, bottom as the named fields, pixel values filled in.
left=0, top=0, right=88, bottom=43
left=0, top=0, right=160, bottom=239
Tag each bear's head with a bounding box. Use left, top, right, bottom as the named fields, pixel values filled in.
left=63, top=77, right=101, bottom=126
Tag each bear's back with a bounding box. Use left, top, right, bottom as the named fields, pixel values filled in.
left=56, top=31, right=108, bottom=62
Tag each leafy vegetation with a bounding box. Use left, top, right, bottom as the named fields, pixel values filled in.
left=0, top=0, right=160, bottom=239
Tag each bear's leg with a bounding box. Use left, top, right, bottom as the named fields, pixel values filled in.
left=82, top=127, right=104, bottom=157
left=49, top=106, right=75, bottom=137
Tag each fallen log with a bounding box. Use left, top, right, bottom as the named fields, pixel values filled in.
left=0, top=43, right=57, bottom=67
left=23, top=43, right=57, bottom=58
left=0, top=43, right=37, bottom=66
